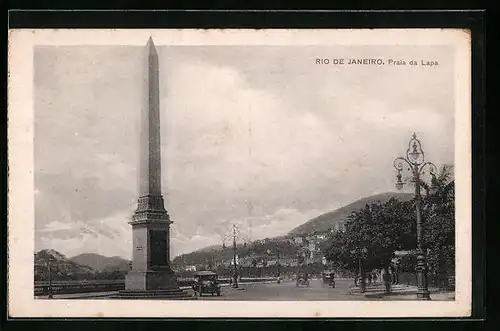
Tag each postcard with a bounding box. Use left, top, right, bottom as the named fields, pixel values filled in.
left=8, top=28, right=471, bottom=318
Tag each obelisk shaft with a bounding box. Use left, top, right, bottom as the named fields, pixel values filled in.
left=140, top=37, right=162, bottom=198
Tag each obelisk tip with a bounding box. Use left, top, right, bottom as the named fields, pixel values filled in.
left=147, top=37, right=155, bottom=47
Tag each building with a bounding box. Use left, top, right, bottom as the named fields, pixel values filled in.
left=293, top=236, right=304, bottom=245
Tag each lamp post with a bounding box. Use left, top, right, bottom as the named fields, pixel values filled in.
left=266, top=248, right=281, bottom=283
left=36, top=257, right=55, bottom=299
left=296, top=250, right=304, bottom=278
left=351, top=248, right=367, bottom=293
left=222, top=224, right=249, bottom=288
left=232, top=224, right=238, bottom=288
left=277, top=249, right=281, bottom=283
left=393, top=132, right=437, bottom=300
left=48, top=259, right=53, bottom=298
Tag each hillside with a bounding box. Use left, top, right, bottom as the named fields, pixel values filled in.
left=172, top=192, right=414, bottom=269
left=288, top=192, right=414, bottom=235
left=34, top=249, right=95, bottom=280
left=70, top=253, right=131, bottom=272
left=190, top=244, right=224, bottom=254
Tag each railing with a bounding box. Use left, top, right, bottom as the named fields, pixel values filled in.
left=34, top=277, right=277, bottom=296
left=35, top=279, right=125, bottom=296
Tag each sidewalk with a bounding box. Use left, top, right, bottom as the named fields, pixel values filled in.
left=350, top=283, right=455, bottom=300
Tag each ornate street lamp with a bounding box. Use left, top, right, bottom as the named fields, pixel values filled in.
left=393, top=133, right=437, bottom=300
left=222, top=224, right=248, bottom=288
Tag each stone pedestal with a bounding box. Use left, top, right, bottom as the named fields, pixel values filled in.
left=118, top=269, right=193, bottom=300
left=116, top=196, right=193, bottom=298
left=125, top=269, right=178, bottom=291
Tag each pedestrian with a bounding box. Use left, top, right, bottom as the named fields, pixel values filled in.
left=372, top=272, right=378, bottom=284
left=390, top=264, right=396, bottom=285
left=367, top=273, right=372, bottom=284
left=382, top=270, right=391, bottom=293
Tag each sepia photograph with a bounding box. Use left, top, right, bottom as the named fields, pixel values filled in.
left=8, top=29, right=471, bottom=318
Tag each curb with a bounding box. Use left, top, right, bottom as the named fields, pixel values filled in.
left=349, top=291, right=419, bottom=298
left=364, top=291, right=455, bottom=300
left=349, top=285, right=417, bottom=296
left=350, top=288, right=455, bottom=299
left=35, top=292, right=121, bottom=299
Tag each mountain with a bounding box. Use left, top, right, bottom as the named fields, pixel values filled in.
left=70, top=253, right=131, bottom=272
left=288, top=192, right=414, bottom=235
left=34, top=249, right=95, bottom=279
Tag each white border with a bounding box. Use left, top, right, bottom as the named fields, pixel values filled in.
left=7, top=29, right=471, bottom=318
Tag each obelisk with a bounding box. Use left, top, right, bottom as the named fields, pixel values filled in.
left=119, top=38, right=191, bottom=299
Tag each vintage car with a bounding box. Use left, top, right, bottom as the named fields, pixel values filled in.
left=192, top=271, right=221, bottom=297
left=295, top=273, right=310, bottom=287
left=321, top=271, right=336, bottom=287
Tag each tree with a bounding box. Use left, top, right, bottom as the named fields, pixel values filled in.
left=324, top=198, right=414, bottom=276
left=322, top=165, right=455, bottom=289
left=421, top=165, right=455, bottom=248
left=323, top=230, right=357, bottom=271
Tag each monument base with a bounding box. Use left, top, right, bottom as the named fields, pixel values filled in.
left=113, top=269, right=195, bottom=300
left=125, top=269, right=179, bottom=290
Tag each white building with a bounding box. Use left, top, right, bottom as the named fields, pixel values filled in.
left=294, top=236, right=304, bottom=245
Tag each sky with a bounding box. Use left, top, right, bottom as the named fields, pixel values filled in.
left=34, top=44, right=455, bottom=259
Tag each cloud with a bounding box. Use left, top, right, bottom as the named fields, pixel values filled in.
left=35, top=211, right=133, bottom=259
left=162, top=60, right=341, bottom=218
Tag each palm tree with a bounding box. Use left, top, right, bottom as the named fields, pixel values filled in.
left=420, top=164, right=455, bottom=288
left=421, top=164, right=454, bottom=204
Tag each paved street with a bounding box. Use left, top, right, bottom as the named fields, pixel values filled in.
left=36, top=278, right=363, bottom=300
left=35, top=278, right=454, bottom=301
left=190, top=278, right=370, bottom=301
